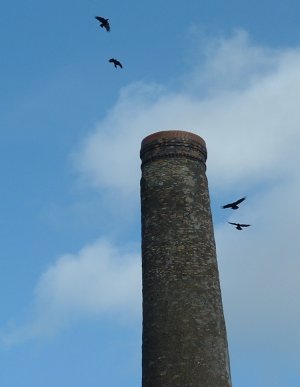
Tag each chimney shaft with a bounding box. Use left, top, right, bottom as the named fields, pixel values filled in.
left=140, top=130, right=231, bottom=387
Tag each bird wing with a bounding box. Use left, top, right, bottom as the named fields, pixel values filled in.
left=117, top=61, right=123, bottom=68
left=95, top=16, right=107, bottom=23
left=240, top=224, right=251, bottom=227
left=222, top=203, right=233, bottom=209
left=234, top=197, right=246, bottom=206
left=228, top=222, right=238, bottom=226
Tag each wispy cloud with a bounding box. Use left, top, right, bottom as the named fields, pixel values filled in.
left=1, top=239, right=141, bottom=346
left=185, top=29, right=281, bottom=94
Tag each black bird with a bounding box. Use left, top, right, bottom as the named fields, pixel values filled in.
left=109, top=58, right=123, bottom=68
left=222, top=197, right=246, bottom=210
left=95, top=16, right=110, bottom=32
left=228, top=222, right=251, bottom=230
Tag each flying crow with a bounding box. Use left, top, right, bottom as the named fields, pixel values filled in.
left=109, top=58, right=123, bottom=68
left=222, top=197, right=246, bottom=210
left=95, top=16, right=110, bottom=32
left=228, top=222, right=251, bottom=230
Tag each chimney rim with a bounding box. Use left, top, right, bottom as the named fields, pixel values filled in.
left=141, top=130, right=206, bottom=149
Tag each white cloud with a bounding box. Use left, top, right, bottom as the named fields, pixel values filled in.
left=0, top=239, right=141, bottom=346
left=73, top=30, right=300, bottom=196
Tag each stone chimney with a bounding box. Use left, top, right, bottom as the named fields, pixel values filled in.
left=140, top=130, right=231, bottom=387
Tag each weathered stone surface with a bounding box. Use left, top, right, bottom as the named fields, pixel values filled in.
left=140, top=130, right=232, bottom=387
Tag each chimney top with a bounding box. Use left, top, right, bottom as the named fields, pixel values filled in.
left=141, top=130, right=206, bottom=148
left=140, top=130, right=207, bottom=167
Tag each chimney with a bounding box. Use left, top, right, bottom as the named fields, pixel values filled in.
left=140, top=130, right=231, bottom=387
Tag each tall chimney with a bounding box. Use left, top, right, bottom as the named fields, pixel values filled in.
left=140, top=130, right=231, bottom=387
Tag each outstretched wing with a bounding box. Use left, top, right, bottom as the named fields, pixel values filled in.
left=233, top=197, right=246, bottom=206
left=95, top=16, right=106, bottom=23
left=240, top=224, right=251, bottom=227
left=222, top=196, right=246, bottom=209
left=222, top=202, right=234, bottom=209
left=228, top=222, right=238, bottom=226
left=116, top=60, right=123, bottom=68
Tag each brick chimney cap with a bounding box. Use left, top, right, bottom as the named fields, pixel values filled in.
left=141, top=130, right=206, bottom=148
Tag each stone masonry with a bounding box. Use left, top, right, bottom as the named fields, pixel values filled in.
left=140, top=130, right=232, bottom=387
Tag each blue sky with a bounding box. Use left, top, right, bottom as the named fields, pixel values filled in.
left=1, top=0, right=300, bottom=386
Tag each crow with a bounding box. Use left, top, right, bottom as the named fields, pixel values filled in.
left=222, top=197, right=246, bottom=210
left=228, top=222, right=251, bottom=230
left=95, top=16, right=110, bottom=32
left=109, top=58, right=123, bottom=68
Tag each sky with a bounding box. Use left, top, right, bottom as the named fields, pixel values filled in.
left=1, top=0, right=300, bottom=386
